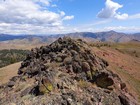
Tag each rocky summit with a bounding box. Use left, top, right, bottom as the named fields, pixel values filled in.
left=0, top=37, right=138, bottom=105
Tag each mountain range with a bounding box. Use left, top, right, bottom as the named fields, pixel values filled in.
left=0, top=31, right=140, bottom=43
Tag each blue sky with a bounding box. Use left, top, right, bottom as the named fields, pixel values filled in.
left=0, top=0, right=140, bottom=34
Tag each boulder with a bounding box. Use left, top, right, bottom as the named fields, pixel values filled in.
left=95, top=72, right=114, bottom=89
left=7, top=81, right=15, bottom=88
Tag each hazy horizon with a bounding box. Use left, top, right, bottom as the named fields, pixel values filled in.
left=0, top=30, right=140, bottom=36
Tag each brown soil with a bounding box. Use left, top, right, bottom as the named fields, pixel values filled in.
left=0, top=62, right=20, bottom=85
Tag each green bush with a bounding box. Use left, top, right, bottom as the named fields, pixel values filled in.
left=0, top=49, right=29, bottom=68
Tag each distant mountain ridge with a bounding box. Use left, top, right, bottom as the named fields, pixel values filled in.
left=66, top=31, right=140, bottom=42
left=0, top=34, right=45, bottom=41
left=0, top=31, right=140, bottom=42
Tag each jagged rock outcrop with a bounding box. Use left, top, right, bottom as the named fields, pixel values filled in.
left=0, top=37, right=138, bottom=105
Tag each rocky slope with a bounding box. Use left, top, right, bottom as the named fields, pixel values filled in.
left=0, top=37, right=138, bottom=105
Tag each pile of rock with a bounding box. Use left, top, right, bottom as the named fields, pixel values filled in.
left=0, top=37, right=138, bottom=105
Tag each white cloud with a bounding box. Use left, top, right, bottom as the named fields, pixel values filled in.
left=60, top=11, right=65, bottom=16
left=129, top=13, right=140, bottom=19
left=64, top=25, right=140, bottom=33
left=114, top=13, right=128, bottom=20
left=87, top=20, right=111, bottom=26
left=97, top=0, right=128, bottom=20
left=0, top=0, right=60, bottom=25
left=99, top=26, right=140, bottom=32
left=63, top=15, right=74, bottom=20
left=34, top=0, right=50, bottom=6
left=0, top=23, right=66, bottom=34
left=51, top=4, right=57, bottom=7
left=0, top=0, right=74, bottom=34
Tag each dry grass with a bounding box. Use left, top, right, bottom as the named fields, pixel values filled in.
left=0, top=42, right=47, bottom=50
left=90, top=43, right=140, bottom=102
left=110, top=42, right=140, bottom=57
left=0, top=62, right=21, bottom=85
